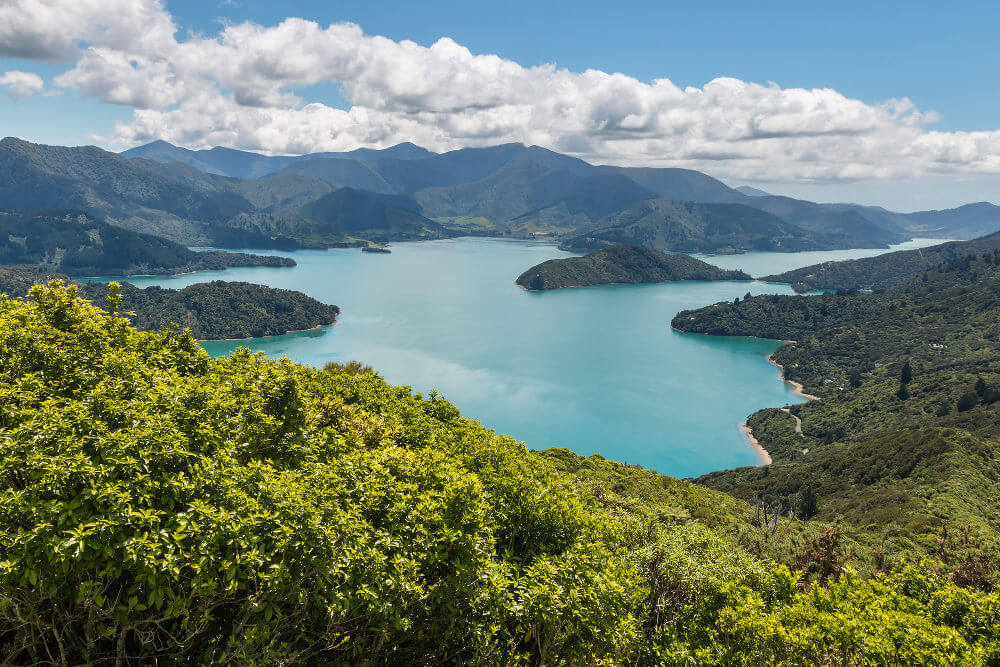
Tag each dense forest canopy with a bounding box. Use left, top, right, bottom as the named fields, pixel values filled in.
left=516, top=244, right=750, bottom=290
left=0, top=267, right=337, bottom=340
left=673, top=249, right=1000, bottom=563
left=0, top=210, right=293, bottom=276
left=0, top=283, right=997, bottom=663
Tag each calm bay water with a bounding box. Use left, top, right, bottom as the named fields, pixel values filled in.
left=119, top=237, right=947, bottom=477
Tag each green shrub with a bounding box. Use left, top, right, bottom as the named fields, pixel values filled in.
left=1, top=284, right=998, bottom=664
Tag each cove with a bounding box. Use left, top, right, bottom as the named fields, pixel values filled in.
left=118, top=237, right=947, bottom=477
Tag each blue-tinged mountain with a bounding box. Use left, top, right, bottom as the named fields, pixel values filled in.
left=122, top=140, right=434, bottom=179
left=735, top=185, right=772, bottom=197
left=605, top=166, right=746, bottom=204
left=0, top=209, right=293, bottom=276
left=901, top=202, right=1000, bottom=238
left=561, top=198, right=837, bottom=254
left=738, top=195, right=908, bottom=247
left=0, top=138, right=447, bottom=248
left=121, top=139, right=1000, bottom=247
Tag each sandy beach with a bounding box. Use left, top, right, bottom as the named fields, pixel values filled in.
left=741, top=422, right=772, bottom=465
left=768, top=353, right=820, bottom=400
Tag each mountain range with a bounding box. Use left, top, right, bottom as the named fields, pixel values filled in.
left=1, top=136, right=998, bottom=254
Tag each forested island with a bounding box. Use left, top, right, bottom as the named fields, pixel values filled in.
left=515, top=243, right=750, bottom=290
left=0, top=209, right=294, bottom=276
left=0, top=267, right=338, bottom=339
left=1, top=282, right=997, bottom=664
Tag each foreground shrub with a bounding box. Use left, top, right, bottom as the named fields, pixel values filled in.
left=0, top=284, right=997, bottom=664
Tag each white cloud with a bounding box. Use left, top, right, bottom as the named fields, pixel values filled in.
left=0, top=70, right=44, bottom=100
left=0, top=0, right=176, bottom=61
left=1, top=0, right=999, bottom=184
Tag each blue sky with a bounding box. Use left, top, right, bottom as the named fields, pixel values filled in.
left=1, top=0, right=999, bottom=210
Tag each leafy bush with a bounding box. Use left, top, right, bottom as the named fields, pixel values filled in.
left=1, top=283, right=998, bottom=663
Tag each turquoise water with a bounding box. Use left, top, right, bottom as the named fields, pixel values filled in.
left=118, top=237, right=945, bottom=477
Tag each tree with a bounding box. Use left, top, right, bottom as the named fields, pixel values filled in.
left=797, top=487, right=818, bottom=520
left=896, top=383, right=910, bottom=400
left=900, top=359, right=912, bottom=385
left=957, top=392, right=979, bottom=412
left=974, top=376, right=988, bottom=397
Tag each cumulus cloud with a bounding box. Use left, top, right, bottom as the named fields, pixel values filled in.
left=0, top=0, right=176, bottom=61
left=0, top=70, right=44, bottom=100
left=1, top=0, right=998, bottom=183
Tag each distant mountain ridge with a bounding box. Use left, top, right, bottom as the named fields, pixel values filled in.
left=119, top=139, right=1000, bottom=251
left=0, top=138, right=445, bottom=248
left=560, top=199, right=836, bottom=254
left=2, top=136, right=998, bottom=254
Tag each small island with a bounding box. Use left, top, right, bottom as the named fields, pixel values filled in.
left=361, top=245, right=392, bottom=253
left=515, top=244, right=751, bottom=291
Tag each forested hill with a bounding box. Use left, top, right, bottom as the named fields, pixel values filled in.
left=0, top=267, right=337, bottom=339
left=673, top=249, right=1000, bottom=561
left=86, top=281, right=340, bottom=340
left=515, top=244, right=750, bottom=290
left=764, top=231, right=1000, bottom=291
left=0, top=210, right=293, bottom=275
left=1, top=282, right=998, bottom=664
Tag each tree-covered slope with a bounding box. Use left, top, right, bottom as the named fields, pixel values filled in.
left=764, top=231, right=1000, bottom=291
left=0, top=139, right=448, bottom=249
left=2, top=284, right=997, bottom=664
left=0, top=137, right=257, bottom=244
left=674, top=250, right=1000, bottom=557
left=0, top=268, right=338, bottom=340
left=86, top=281, right=339, bottom=339
left=516, top=244, right=750, bottom=290
left=0, top=210, right=293, bottom=275
left=561, top=198, right=835, bottom=254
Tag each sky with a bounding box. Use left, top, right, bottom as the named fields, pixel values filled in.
left=0, top=0, right=998, bottom=211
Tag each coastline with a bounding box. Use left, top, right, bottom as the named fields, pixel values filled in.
left=196, top=317, right=338, bottom=342
left=767, top=353, right=820, bottom=400
left=741, top=422, right=772, bottom=465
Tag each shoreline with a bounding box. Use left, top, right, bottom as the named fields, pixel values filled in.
left=767, top=353, right=820, bottom=400
left=740, top=422, right=772, bottom=465
left=196, top=317, right=338, bottom=343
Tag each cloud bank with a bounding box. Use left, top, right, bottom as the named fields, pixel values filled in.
left=2, top=0, right=999, bottom=183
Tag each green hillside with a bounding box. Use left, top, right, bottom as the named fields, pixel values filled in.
left=0, top=209, right=293, bottom=276
left=0, top=139, right=449, bottom=248
left=515, top=244, right=750, bottom=290
left=2, top=283, right=998, bottom=663
left=0, top=267, right=338, bottom=340
left=764, top=231, right=1000, bottom=291
left=562, top=198, right=836, bottom=253
left=673, top=249, right=1000, bottom=559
